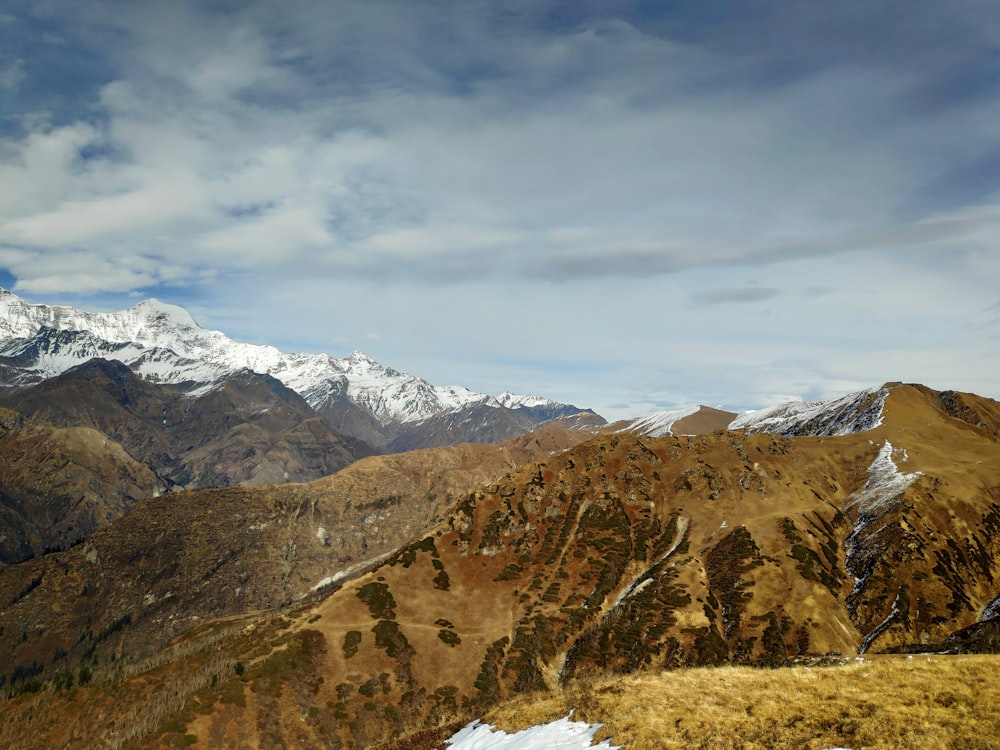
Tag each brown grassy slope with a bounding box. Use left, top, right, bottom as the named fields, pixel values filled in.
left=0, top=423, right=594, bottom=688
left=2, top=384, right=998, bottom=750
left=256, top=384, right=998, bottom=746
left=480, top=655, right=1000, bottom=750
left=0, top=406, right=162, bottom=564
left=77, top=383, right=977, bottom=749
left=842, top=384, right=1000, bottom=651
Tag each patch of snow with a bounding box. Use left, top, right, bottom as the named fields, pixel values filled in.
left=859, top=587, right=906, bottom=654
left=848, top=441, right=922, bottom=517
left=981, top=594, right=1000, bottom=622
left=443, top=714, right=619, bottom=749
left=308, top=551, right=394, bottom=595
left=616, top=406, right=700, bottom=437
left=609, top=517, right=689, bottom=611
left=730, top=386, right=888, bottom=436
left=845, top=441, right=923, bottom=646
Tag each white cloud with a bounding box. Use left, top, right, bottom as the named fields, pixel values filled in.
left=1, top=1, right=999, bottom=414
left=0, top=58, right=25, bottom=91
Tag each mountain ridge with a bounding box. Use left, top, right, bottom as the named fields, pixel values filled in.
left=0, top=289, right=603, bottom=448
left=2, top=382, right=999, bottom=750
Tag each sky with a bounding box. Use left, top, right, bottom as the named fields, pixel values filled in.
left=1, top=0, right=999, bottom=420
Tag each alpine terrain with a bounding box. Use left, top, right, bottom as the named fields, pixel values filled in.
left=0, top=289, right=603, bottom=451
left=0, top=376, right=998, bottom=749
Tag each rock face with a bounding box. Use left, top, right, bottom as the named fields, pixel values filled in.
left=1, top=383, right=999, bottom=750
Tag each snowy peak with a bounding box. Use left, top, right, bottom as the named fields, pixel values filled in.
left=0, top=290, right=591, bottom=437
left=495, top=390, right=558, bottom=409
left=730, top=385, right=890, bottom=437
left=0, top=288, right=199, bottom=344
left=342, top=350, right=391, bottom=375
left=126, top=298, right=200, bottom=331
left=616, top=406, right=701, bottom=437
left=614, top=404, right=736, bottom=437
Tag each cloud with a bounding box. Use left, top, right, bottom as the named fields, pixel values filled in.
left=690, top=287, right=781, bottom=307
left=1, top=1, right=999, bottom=415
left=0, top=58, right=25, bottom=91
left=4, top=1, right=997, bottom=294
left=0, top=246, right=156, bottom=294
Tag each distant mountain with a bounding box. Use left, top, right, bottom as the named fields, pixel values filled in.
left=0, top=289, right=603, bottom=448
left=614, top=386, right=894, bottom=440
left=611, top=405, right=736, bottom=437
left=0, top=358, right=370, bottom=491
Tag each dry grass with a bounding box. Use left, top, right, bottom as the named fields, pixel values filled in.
left=484, top=655, right=1000, bottom=750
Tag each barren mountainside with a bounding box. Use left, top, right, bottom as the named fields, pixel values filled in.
left=0, top=423, right=597, bottom=684
left=1, top=383, right=999, bottom=749
left=0, top=407, right=162, bottom=565
left=0, top=358, right=371, bottom=491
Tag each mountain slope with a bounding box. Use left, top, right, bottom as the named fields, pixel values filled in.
left=0, top=407, right=162, bottom=565
left=0, top=423, right=596, bottom=682
left=0, top=290, right=602, bottom=448
left=0, top=358, right=370, bottom=490
left=1, top=383, right=997, bottom=749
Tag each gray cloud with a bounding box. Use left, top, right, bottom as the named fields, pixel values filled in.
left=690, top=288, right=781, bottom=307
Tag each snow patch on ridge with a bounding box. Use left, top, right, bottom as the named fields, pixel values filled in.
left=444, top=714, right=619, bottom=749
left=848, top=441, right=922, bottom=517
left=844, top=441, right=923, bottom=651
left=730, top=386, right=889, bottom=436
left=616, top=405, right=700, bottom=437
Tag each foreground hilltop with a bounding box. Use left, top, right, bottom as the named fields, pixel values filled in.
left=2, top=382, right=998, bottom=748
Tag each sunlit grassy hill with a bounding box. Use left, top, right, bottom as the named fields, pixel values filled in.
left=1, top=383, right=999, bottom=749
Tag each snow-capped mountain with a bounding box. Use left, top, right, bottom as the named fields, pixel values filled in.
left=730, top=385, right=890, bottom=436
left=611, top=405, right=736, bottom=438
left=614, top=406, right=702, bottom=437
left=0, top=289, right=598, bottom=445
left=617, top=387, right=893, bottom=441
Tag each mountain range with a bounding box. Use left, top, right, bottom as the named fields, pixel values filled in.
left=0, top=290, right=603, bottom=564
left=0, top=289, right=602, bottom=451
left=0, top=373, right=997, bottom=748
left=2, top=289, right=999, bottom=748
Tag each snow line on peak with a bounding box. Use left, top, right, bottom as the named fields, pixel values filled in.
left=0, top=290, right=578, bottom=425
left=617, top=405, right=701, bottom=437
left=729, top=385, right=888, bottom=436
